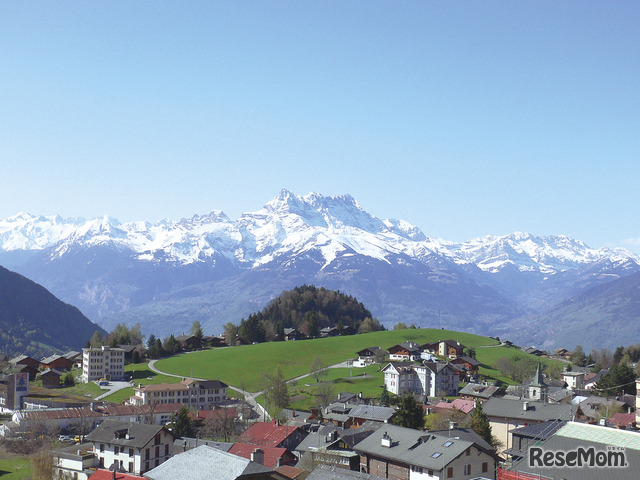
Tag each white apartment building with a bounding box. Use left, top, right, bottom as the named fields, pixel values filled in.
left=82, top=346, right=126, bottom=383
left=129, top=378, right=228, bottom=409
left=85, top=419, right=174, bottom=475
left=383, top=361, right=459, bottom=398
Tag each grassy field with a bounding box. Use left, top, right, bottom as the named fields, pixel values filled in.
left=289, top=364, right=384, bottom=411
left=102, top=363, right=182, bottom=403
left=475, top=345, right=564, bottom=385
left=0, top=454, right=31, bottom=480
left=155, top=328, right=499, bottom=392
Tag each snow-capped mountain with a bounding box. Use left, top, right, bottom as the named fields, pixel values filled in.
left=1, top=189, right=638, bottom=349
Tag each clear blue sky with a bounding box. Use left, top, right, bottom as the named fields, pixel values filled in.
left=1, top=2, right=638, bottom=251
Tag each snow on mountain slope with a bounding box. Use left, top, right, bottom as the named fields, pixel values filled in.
left=0, top=191, right=636, bottom=276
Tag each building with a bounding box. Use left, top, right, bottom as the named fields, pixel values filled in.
left=561, top=371, right=585, bottom=391
left=382, top=362, right=459, bottom=398
left=387, top=343, right=422, bottom=362
left=41, top=353, right=74, bottom=371
left=499, top=422, right=640, bottom=480
left=355, top=347, right=386, bottom=367
left=82, top=346, right=126, bottom=383
left=422, top=340, right=465, bottom=360
left=144, top=444, right=281, bottom=480
left=482, top=397, right=577, bottom=454
left=85, top=419, right=175, bottom=474
left=129, top=379, right=228, bottom=409
left=501, top=420, right=566, bottom=464
left=237, top=421, right=307, bottom=451
left=40, top=368, right=62, bottom=388
left=52, top=442, right=99, bottom=480
left=353, top=423, right=497, bottom=480
left=459, top=383, right=500, bottom=403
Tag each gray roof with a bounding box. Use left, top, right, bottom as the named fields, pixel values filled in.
left=348, top=404, right=395, bottom=422
left=85, top=419, right=169, bottom=449
left=509, top=420, right=567, bottom=440
left=459, top=383, right=500, bottom=399
left=307, top=464, right=386, bottom=480
left=509, top=422, right=640, bottom=480
left=145, top=444, right=274, bottom=480
left=577, top=396, right=627, bottom=420
left=352, top=424, right=475, bottom=471
left=173, top=437, right=233, bottom=453
left=482, top=398, right=576, bottom=422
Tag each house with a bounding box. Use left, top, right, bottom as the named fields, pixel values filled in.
left=584, top=368, right=609, bottom=390
left=237, top=421, right=308, bottom=451
left=144, top=444, right=281, bottom=480
left=450, top=356, right=481, bottom=375
left=482, top=397, right=577, bottom=454
left=40, top=368, right=62, bottom=388
left=284, top=328, right=304, bottom=341
left=427, top=398, right=476, bottom=415
left=347, top=405, right=395, bottom=427
left=89, top=470, right=147, bottom=480
left=41, top=354, right=75, bottom=371
left=353, top=423, right=497, bottom=480
left=296, top=423, right=380, bottom=471
left=355, top=347, right=386, bottom=367
left=176, top=334, right=202, bottom=350
left=561, top=371, right=585, bottom=391
left=459, top=383, right=500, bottom=403
left=387, top=342, right=421, bottom=361
left=52, top=442, right=99, bottom=480
left=8, top=354, right=40, bottom=370
left=229, top=443, right=298, bottom=468
left=499, top=422, right=640, bottom=480
left=382, top=361, right=459, bottom=398
left=340, top=325, right=357, bottom=336
left=101, top=402, right=184, bottom=426
left=306, top=463, right=385, bottom=480
left=7, top=355, right=39, bottom=380
left=82, top=346, right=126, bottom=382
left=172, top=437, right=233, bottom=453
left=519, top=346, right=545, bottom=357
left=608, top=412, right=636, bottom=428
left=575, top=395, right=631, bottom=422
left=320, top=326, right=340, bottom=338
left=129, top=379, right=227, bottom=408
left=502, top=419, right=566, bottom=463
left=117, top=345, right=139, bottom=362
left=422, top=340, right=465, bottom=359
left=64, top=350, right=83, bottom=365
left=85, top=419, right=175, bottom=474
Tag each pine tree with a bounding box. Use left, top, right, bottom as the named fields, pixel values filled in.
left=470, top=400, right=493, bottom=445
left=172, top=406, right=194, bottom=438
left=380, top=385, right=391, bottom=407
left=391, top=394, right=424, bottom=429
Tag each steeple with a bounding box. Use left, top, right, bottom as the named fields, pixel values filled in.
left=528, top=363, right=548, bottom=402
left=530, top=362, right=546, bottom=387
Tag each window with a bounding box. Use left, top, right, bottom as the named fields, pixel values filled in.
left=145, top=448, right=150, bottom=460
left=482, top=462, right=488, bottom=473
left=129, top=462, right=133, bottom=473
left=464, top=464, right=471, bottom=475
left=431, top=452, right=442, bottom=459
left=466, top=447, right=471, bottom=456
left=447, top=467, right=453, bottom=478
left=100, top=444, right=105, bottom=453
left=155, top=446, right=160, bottom=458
left=114, top=446, right=119, bottom=455
left=443, top=441, right=453, bottom=447
left=129, top=448, right=134, bottom=457
left=154, top=433, right=161, bottom=445
left=165, top=444, right=169, bottom=456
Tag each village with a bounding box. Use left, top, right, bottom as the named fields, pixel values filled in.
left=1, top=328, right=639, bottom=480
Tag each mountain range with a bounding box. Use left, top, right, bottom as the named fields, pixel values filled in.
left=0, top=189, right=637, bottom=351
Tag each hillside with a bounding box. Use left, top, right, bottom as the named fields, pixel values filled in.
left=0, top=265, right=106, bottom=357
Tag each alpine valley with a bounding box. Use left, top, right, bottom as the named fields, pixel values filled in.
left=1, top=190, right=638, bottom=351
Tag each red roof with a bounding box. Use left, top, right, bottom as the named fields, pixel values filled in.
left=89, top=469, right=146, bottom=480
left=608, top=412, right=636, bottom=427
left=102, top=403, right=184, bottom=416
left=276, top=465, right=305, bottom=479
left=228, top=442, right=295, bottom=468
left=236, top=421, right=300, bottom=447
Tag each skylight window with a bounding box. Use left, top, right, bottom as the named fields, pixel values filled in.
left=443, top=441, right=453, bottom=447
left=431, top=452, right=442, bottom=458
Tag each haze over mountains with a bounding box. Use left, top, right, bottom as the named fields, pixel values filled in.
left=1, top=190, right=637, bottom=351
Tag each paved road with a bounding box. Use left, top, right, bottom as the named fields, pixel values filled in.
left=94, top=380, right=133, bottom=401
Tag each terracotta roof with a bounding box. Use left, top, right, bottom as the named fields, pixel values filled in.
left=236, top=421, right=301, bottom=447
left=609, top=412, right=636, bottom=427
left=228, top=443, right=293, bottom=468
left=432, top=398, right=475, bottom=414
left=18, top=406, right=105, bottom=421
left=276, top=465, right=305, bottom=479
left=89, top=469, right=146, bottom=480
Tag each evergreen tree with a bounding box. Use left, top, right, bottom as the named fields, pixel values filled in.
left=391, top=394, right=424, bottom=429
left=470, top=400, right=493, bottom=446
left=594, top=363, right=637, bottom=396
left=147, top=334, right=157, bottom=350
left=571, top=345, right=587, bottom=367
left=380, top=385, right=391, bottom=407
left=172, top=406, right=194, bottom=438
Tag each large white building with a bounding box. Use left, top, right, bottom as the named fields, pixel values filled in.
left=129, top=378, right=228, bottom=409
left=81, top=346, right=126, bottom=383
left=382, top=361, right=459, bottom=398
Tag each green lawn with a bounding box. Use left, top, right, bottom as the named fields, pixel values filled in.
left=155, top=328, right=498, bottom=392
left=475, top=345, right=564, bottom=385
left=0, top=456, right=31, bottom=480
left=102, top=363, right=182, bottom=403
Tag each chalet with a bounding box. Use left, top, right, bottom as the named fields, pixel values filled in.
left=40, top=368, right=62, bottom=388
left=575, top=395, right=632, bottom=422
left=176, top=334, right=201, bottom=350
left=387, top=342, right=421, bottom=361
left=85, top=419, right=175, bottom=474
left=459, top=383, right=500, bottom=403
left=7, top=355, right=39, bottom=380
left=422, top=340, right=465, bottom=359
left=229, top=443, right=297, bottom=468
left=450, top=355, right=481, bottom=375
left=284, top=328, right=304, bottom=341
left=63, top=350, right=83, bottom=365
left=319, top=326, right=340, bottom=338
left=354, top=424, right=497, bottom=480
left=520, top=346, right=545, bottom=357
left=426, top=398, right=476, bottom=415
left=117, top=345, right=138, bottom=362
left=237, top=421, right=308, bottom=451
left=347, top=405, right=395, bottom=427
left=41, top=354, right=74, bottom=371
left=339, top=325, right=357, bottom=336
left=354, top=347, right=385, bottom=366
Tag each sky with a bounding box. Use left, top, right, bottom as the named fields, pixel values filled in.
left=1, top=2, right=639, bottom=251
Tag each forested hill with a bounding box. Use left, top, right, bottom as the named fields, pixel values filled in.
left=0, top=265, right=106, bottom=357
left=234, top=285, right=382, bottom=343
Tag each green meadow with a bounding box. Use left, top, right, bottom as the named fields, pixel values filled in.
left=101, top=362, right=182, bottom=403
left=0, top=456, right=31, bottom=480
left=155, top=328, right=499, bottom=392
